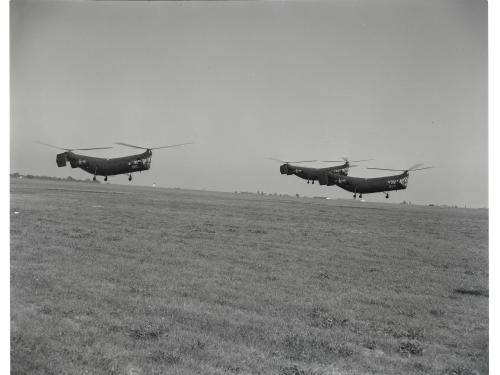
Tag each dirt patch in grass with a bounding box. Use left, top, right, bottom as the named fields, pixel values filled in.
left=150, top=350, right=181, bottom=365
left=129, top=321, right=169, bottom=340
left=315, top=271, right=330, bottom=280
left=363, top=340, right=377, bottom=350
left=430, top=308, right=445, bottom=317
left=453, top=288, right=488, bottom=297
left=442, top=366, right=476, bottom=375
left=249, top=229, right=267, bottom=234
left=309, top=306, right=349, bottom=329
left=399, top=341, right=424, bottom=356
left=388, top=327, right=425, bottom=340
left=281, top=364, right=311, bottom=375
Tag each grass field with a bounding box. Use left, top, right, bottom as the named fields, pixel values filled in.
left=10, top=178, right=488, bottom=374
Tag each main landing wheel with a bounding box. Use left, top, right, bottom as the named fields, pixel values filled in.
left=128, top=175, right=132, bottom=181
left=359, top=193, right=362, bottom=198
left=353, top=193, right=356, bottom=199
left=312, top=180, right=315, bottom=184
left=104, top=176, right=108, bottom=182
left=93, top=176, right=96, bottom=182
left=307, top=180, right=310, bottom=184
left=385, top=193, right=389, bottom=199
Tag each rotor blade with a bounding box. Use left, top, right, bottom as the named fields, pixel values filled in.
left=71, top=147, right=113, bottom=151
left=321, top=158, right=372, bottom=163
left=267, top=158, right=317, bottom=163
left=410, top=166, right=434, bottom=172
left=350, top=159, right=374, bottom=163
left=407, top=163, right=424, bottom=171
left=36, top=141, right=69, bottom=151
left=150, top=142, right=194, bottom=150
left=267, top=157, right=285, bottom=163
left=367, top=167, right=406, bottom=172
left=36, top=141, right=112, bottom=151
left=115, top=142, right=148, bottom=150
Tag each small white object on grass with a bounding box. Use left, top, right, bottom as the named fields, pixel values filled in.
left=14, top=211, right=19, bottom=215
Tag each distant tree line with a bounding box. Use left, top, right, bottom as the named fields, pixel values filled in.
left=10, top=172, right=100, bottom=183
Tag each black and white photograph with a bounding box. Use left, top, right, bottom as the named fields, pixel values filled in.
left=9, top=0, right=489, bottom=374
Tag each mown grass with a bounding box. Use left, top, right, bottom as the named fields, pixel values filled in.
left=11, top=179, right=488, bottom=374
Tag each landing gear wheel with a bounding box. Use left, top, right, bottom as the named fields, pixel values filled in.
left=93, top=176, right=96, bottom=182
left=359, top=193, right=362, bottom=199
left=353, top=193, right=356, bottom=199
left=307, top=180, right=310, bottom=184
left=128, top=175, right=132, bottom=181
left=312, top=181, right=315, bottom=184
left=104, top=176, right=108, bottom=182
left=385, top=193, right=389, bottom=199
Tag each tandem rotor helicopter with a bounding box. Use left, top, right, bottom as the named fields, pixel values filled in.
left=38, top=141, right=193, bottom=182
left=318, top=164, right=433, bottom=199
left=272, top=156, right=433, bottom=199
left=269, top=157, right=372, bottom=184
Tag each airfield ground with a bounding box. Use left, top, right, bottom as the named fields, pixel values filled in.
left=10, top=178, right=488, bottom=374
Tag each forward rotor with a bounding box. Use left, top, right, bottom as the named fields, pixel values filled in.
left=320, top=157, right=373, bottom=163
left=115, top=142, right=194, bottom=150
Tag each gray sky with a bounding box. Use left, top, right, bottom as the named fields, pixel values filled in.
left=10, top=0, right=487, bottom=207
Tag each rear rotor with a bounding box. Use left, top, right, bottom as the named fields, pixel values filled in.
left=37, top=141, right=112, bottom=151
left=367, top=164, right=434, bottom=172
left=267, top=158, right=318, bottom=164
left=320, top=157, right=373, bottom=165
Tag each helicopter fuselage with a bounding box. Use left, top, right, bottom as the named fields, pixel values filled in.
left=280, top=162, right=349, bottom=182
left=325, top=171, right=409, bottom=194
left=56, top=150, right=152, bottom=177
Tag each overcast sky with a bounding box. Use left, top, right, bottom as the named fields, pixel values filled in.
left=10, top=0, right=487, bottom=207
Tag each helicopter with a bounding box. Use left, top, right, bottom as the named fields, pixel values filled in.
left=38, top=141, right=192, bottom=182
left=270, top=157, right=371, bottom=184
left=318, top=164, right=433, bottom=199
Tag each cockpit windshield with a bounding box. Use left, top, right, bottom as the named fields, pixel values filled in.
left=335, top=167, right=348, bottom=176
left=387, top=175, right=409, bottom=188
left=400, top=175, right=409, bottom=187
left=130, top=156, right=152, bottom=169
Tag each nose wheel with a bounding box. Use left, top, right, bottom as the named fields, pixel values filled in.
left=385, top=193, right=389, bottom=199
left=128, top=174, right=132, bottom=181
left=104, top=176, right=108, bottom=182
